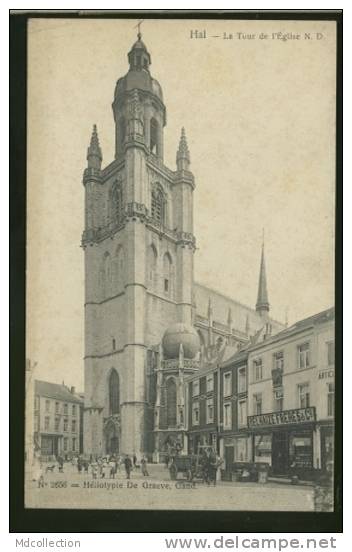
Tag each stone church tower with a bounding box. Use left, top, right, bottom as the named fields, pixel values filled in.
left=82, top=33, right=197, bottom=457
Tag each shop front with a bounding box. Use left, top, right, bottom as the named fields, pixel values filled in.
left=320, top=422, right=334, bottom=472
left=188, top=430, right=218, bottom=455
left=248, top=406, right=316, bottom=478
left=221, top=434, right=250, bottom=473
left=40, top=433, right=61, bottom=460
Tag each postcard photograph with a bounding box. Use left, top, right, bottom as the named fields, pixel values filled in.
left=24, top=16, right=337, bottom=513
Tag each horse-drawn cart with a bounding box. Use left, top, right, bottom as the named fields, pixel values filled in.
left=168, top=445, right=218, bottom=482
left=168, top=454, right=202, bottom=481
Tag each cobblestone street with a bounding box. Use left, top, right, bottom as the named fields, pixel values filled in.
left=25, top=463, right=315, bottom=511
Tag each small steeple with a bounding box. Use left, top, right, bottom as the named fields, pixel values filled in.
left=176, top=127, right=190, bottom=171
left=256, top=231, right=270, bottom=318
left=285, top=307, right=289, bottom=328
left=87, top=124, right=102, bottom=170
left=245, top=314, right=250, bottom=336
left=227, top=308, right=232, bottom=328
left=207, top=297, right=213, bottom=319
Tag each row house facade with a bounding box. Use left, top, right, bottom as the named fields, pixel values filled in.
left=184, top=307, right=335, bottom=478
left=34, top=380, right=84, bottom=460
left=247, top=307, right=334, bottom=476
left=187, top=364, right=219, bottom=455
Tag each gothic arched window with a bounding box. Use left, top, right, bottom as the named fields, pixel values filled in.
left=150, top=118, right=158, bottom=154
left=101, top=252, right=112, bottom=298
left=119, top=117, right=126, bottom=147
left=151, top=185, right=165, bottom=226
left=110, top=181, right=123, bottom=224
left=163, top=252, right=173, bottom=297
left=147, top=244, right=158, bottom=289
left=114, top=244, right=124, bottom=291
left=166, top=378, right=177, bottom=428
left=109, top=369, right=120, bottom=416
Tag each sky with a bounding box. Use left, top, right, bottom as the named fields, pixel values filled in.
left=27, top=18, right=336, bottom=389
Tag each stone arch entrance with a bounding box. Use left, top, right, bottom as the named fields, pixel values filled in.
left=104, top=417, right=120, bottom=455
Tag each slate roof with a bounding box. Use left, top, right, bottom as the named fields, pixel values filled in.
left=248, top=307, right=335, bottom=352
left=35, top=380, right=83, bottom=404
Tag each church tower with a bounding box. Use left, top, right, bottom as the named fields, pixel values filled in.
left=82, top=33, right=197, bottom=457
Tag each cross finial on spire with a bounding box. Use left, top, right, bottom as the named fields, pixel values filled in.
left=134, top=19, right=144, bottom=40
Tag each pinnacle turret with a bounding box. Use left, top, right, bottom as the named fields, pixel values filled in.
left=176, top=127, right=190, bottom=170
left=87, top=124, right=102, bottom=169
left=227, top=308, right=233, bottom=327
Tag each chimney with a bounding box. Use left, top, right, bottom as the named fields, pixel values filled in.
left=70, top=386, right=76, bottom=395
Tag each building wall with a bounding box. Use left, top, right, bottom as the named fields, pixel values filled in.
left=35, top=395, right=81, bottom=457
left=246, top=316, right=334, bottom=472
left=247, top=323, right=334, bottom=418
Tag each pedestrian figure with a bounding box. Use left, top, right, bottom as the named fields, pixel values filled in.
left=208, top=451, right=218, bottom=486
left=110, top=458, right=116, bottom=479
left=141, top=455, right=149, bottom=477
left=37, top=462, right=45, bottom=488
left=124, top=454, right=132, bottom=479
left=133, top=453, right=137, bottom=467
left=57, top=455, right=64, bottom=473
left=92, top=463, right=98, bottom=479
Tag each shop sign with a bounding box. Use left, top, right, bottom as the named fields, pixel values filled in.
left=318, top=369, right=334, bottom=380
left=248, top=406, right=316, bottom=429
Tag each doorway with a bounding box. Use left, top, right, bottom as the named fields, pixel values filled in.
left=225, top=445, right=234, bottom=472
left=104, top=421, right=120, bottom=455
left=272, top=432, right=289, bottom=475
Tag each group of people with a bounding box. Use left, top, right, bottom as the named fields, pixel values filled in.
left=70, top=453, right=150, bottom=480
left=199, top=450, right=223, bottom=486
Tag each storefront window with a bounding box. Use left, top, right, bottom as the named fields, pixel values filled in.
left=235, top=437, right=248, bottom=462
left=289, top=433, right=312, bottom=469
left=254, top=434, right=272, bottom=464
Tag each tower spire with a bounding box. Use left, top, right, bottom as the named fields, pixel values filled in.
left=256, top=231, right=270, bottom=318
left=87, top=124, right=102, bottom=169
left=176, top=127, right=190, bottom=170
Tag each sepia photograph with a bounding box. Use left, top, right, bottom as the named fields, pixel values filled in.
left=22, top=14, right=338, bottom=516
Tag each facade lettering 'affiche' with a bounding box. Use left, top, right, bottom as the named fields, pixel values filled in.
left=25, top=17, right=336, bottom=512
